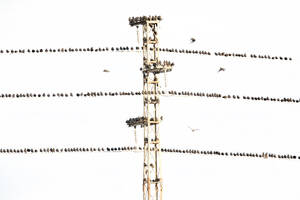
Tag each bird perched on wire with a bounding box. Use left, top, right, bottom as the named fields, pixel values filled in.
left=188, top=126, right=199, bottom=132
left=103, top=69, right=110, bottom=73
left=190, top=37, right=196, bottom=43
left=218, top=67, right=225, bottom=72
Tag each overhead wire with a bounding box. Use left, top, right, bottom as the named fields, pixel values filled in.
left=0, top=146, right=299, bottom=161
left=0, top=90, right=299, bottom=104
left=0, top=46, right=293, bottom=61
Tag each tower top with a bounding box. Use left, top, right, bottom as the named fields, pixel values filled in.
left=128, top=15, right=162, bottom=26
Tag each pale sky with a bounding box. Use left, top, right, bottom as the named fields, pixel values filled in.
left=0, top=0, right=300, bottom=200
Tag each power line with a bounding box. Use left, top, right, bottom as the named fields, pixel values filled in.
left=0, top=146, right=299, bottom=161
left=0, top=90, right=299, bottom=104
left=0, top=15, right=297, bottom=199
left=0, top=46, right=292, bottom=61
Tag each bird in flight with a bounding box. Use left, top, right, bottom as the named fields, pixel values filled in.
left=188, top=126, right=200, bottom=132
left=218, top=67, right=225, bottom=72
left=103, top=69, right=110, bottom=73
left=190, top=37, right=196, bottom=43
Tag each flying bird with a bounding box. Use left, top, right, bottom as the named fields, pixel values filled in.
left=188, top=126, right=200, bottom=132
left=103, top=69, right=110, bottom=73
left=190, top=37, right=196, bottom=43
left=218, top=67, right=225, bottom=72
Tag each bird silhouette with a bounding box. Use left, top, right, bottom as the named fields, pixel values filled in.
left=188, top=126, right=199, bottom=132
left=103, top=69, right=110, bottom=73
left=218, top=67, right=225, bottom=72
left=190, top=38, right=196, bottom=43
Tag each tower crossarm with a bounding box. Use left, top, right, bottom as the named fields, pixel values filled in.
left=126, top=117, right=147, bottom=128
left=126, top=117, right=162, bottom=128
left=129, top=16, right=162, bottom=27
left=142, top=60, right=174, bottom=74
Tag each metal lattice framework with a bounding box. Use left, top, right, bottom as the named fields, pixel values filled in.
left=128, top=15, right=173, bottom=200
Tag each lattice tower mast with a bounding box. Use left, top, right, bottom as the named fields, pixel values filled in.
left=142, top=17, right=162, bottom=200
left=128, top=15, right=173, bottom=200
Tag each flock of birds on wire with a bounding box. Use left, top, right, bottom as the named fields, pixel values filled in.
left=0, top=33, right=297, bottom=163
left=0, top=90, right=299, bottom=104
left=0, top=45, right=293, bottom=62
left=0, top=146, right=299, bottom=161
left=190, top=37, right=292, bottom=61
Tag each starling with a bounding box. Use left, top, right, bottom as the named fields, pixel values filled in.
left=188, top=126, right=199, bottom=132
left=218, top=67, right=225, bottom=72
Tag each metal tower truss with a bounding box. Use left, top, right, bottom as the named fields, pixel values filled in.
left=127, top=16, right=174, bottom=200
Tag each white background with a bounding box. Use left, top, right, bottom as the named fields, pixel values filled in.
left=0, top=0, right=300, bottom=199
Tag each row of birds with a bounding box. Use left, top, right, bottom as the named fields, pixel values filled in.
left=129, top=16, right=162, bottom=26
left=0, top=45, right=292, bottom=61
left=126, top=116, right=163, bottom=128
left=191, top=37, right=292, bottom=61
left=0, top=147, right=137, bottom=153
left=0, top=146, right=298, bottom=160
left=0, top=90, right=298, bottom=103
left=157, top=60, right=175, bottom=66
left=250, top=54, right=292, bottom=60
left=0, top=46, right=210, bottom=55
left=126, top=117, right=147, bottom=127
left=215, top=52, right=292, bottom=61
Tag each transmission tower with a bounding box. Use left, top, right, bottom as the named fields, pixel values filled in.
left=126, top=16, right=174, bottom=200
